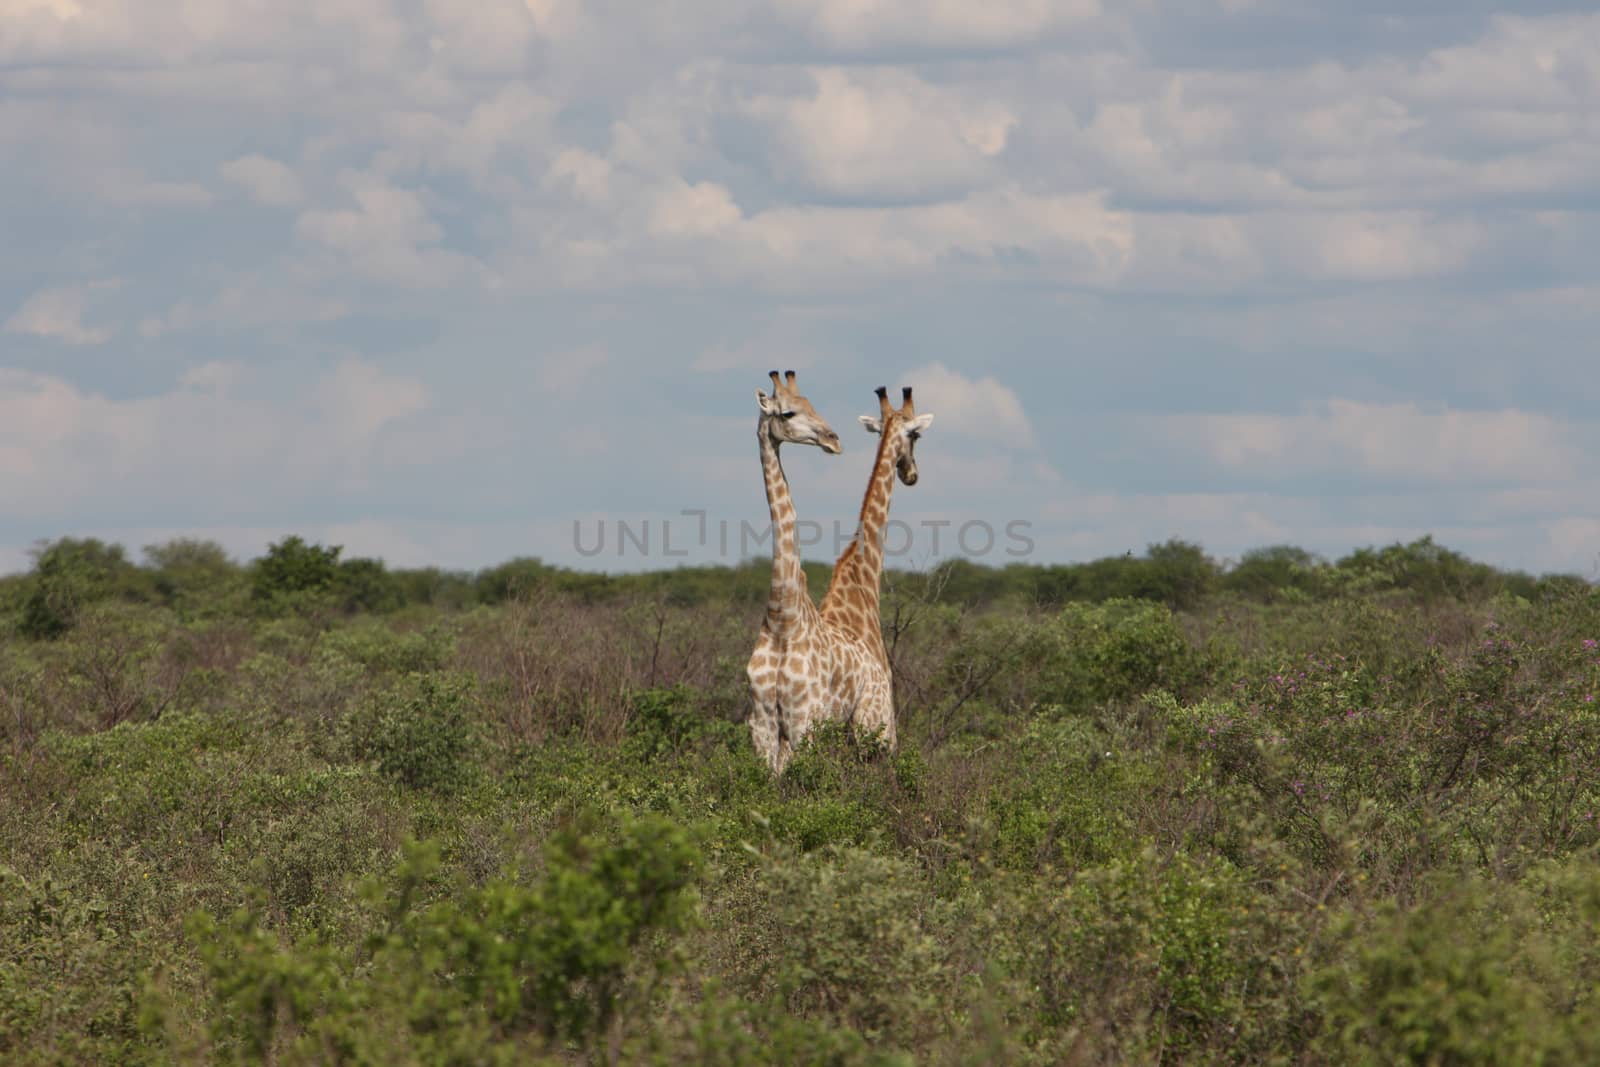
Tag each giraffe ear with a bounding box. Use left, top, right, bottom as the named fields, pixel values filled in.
left=757, top=389, right=781, bottom=414
left=858, top=415, right=883, bottom=434
left=907, top=413, right=934, bottom=434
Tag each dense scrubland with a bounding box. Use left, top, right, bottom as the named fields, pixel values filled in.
left=5, top=534, right=1600, bottom=1064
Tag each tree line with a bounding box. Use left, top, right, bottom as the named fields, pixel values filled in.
left=0, top=532, right=1586, bottom=639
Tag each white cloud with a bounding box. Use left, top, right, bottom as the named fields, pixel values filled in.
left=648, top=180, right=743, bottom=238
left=1, top=1, right=86, bottom=16
left=521, top=0, right=583, bottom=42
left=1296, top=212, right=1482, bottom=282
left=779, top=0, right=1101, bottom=52
left=544, top=148, right=612, bottom=204
left=4, top=281, right=117, bottom=345
left=316, top=358, right=430, bottom=443
left=295, top=172, right=475, bottom=287
left=748, top=68, right=1015, bottom=200
left=422, top=0, right=537, bottom=74
left=1161, top=400, right=1583, bottom=486
left=374, top=84, right=557, bottom=184
left=0, top=359, right=431, bottom=518
left=897, top=362, right=1036, bottom=450
left=725, top=187, right=1133, bottom=287
left=220, top=154, right=303, bottom=207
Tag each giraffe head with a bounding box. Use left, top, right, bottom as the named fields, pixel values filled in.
left=756, top=369, right=843, bottom=454
left=859, top=385, right=935, bottom=485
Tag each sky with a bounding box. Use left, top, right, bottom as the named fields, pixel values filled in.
left=2, top=1, right=1598, bottom=577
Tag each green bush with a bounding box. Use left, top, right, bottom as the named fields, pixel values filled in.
left=250, top=536, right=342, bottom=615
left=1310, top=864, right=1600, bottom=1064
left=20, top=538, right=151, bottom=639
left=182, top=812, right=703, bottom=1062
left=626, top=685, right=744, bottom=761
left=1332, top=535, right=1504, bottom=602
left=748, top=844, right=948, bottom=1048
left=365, top=672, right=479, bottom=792
left=0, top=866, right=159, bottom=1065
left=983, top=718, right=1143, bottom=871
left=945, top=598, right=1202, bottom=716
left=1000, top=848, right=1289, bottom=1058
left=321, top=621, right=455, bottom=675
left=144, top=539, right=244, bottom=618
left=1224, top=544, right=1329, bottom=602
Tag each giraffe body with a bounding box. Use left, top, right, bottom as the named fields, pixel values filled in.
left=747, top=612, right=892, bottom=771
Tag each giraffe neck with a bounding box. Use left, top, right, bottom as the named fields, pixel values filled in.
left=759, top=427, right=817, bottom=631
left=821, top=426, right=898, bottom=644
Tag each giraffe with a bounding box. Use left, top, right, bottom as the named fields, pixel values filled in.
left=816, top=385, right=934, bottom=753
left=747, top=382, right=935, bottom=773
left=747, top=370, right=843, bottom=772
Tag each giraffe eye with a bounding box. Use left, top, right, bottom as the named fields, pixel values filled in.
left=780, top=410, right=798, bottom=419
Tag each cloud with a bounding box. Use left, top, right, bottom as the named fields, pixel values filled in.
left=721, top=188, right=1134, bottom=287
left=0, top=359, right=431, bottom=519
left=778, top=0, right=1101, bottom=53
left=4, top=281, right=117, bottom=345
left=747, top=68, right=1015, bottom=201
left=648, top=180, right=743, bottom=239
left=295, top=172, right=476, bottom=287
left=421, top=0, right=538, bottom=74
left=221, top=154, right=303, bottom=207
left=897, top=362, right=1036, bottom=449
left=374, top=84, right=557, bottom=184
left=316, top=358, right=430, bottom=443
left=1161, top=400, right=1584, bottom=486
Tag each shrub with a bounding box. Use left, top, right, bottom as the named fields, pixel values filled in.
left=982, top=717, right=1143, bottom=871
left=1310, top=864, right=1600, bottom=1064
left=364, top=672, right=479, bottom=792
left=1224, top=545, right=1329, bottom=602
left=20, top=538, right=150, bottom=639
left=183, top=813, right=703, bottom=1061
left=143, top=539, right=243, bottom=618
left=321, top=622, right=456, bottom=675
left=333, top=558, right=405, bottom=614
left=251, top=536, right=342, bottom=614
left=626, top=685, right=744, bottom=761
left=1001, top=848, right=1288, bottom=1058
left=748, top=844, right=948, bottom=1048
left=0, top=866, right=158, bottom=1065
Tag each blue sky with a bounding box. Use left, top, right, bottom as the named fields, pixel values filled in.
left=2, top=1, right=1597, bottom=576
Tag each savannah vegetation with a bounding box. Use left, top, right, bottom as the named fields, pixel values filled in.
left=4, top=533, right=1600, bottom=1064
